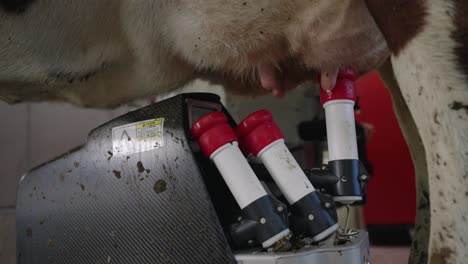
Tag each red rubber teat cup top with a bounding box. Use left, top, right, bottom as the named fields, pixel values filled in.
left=320, top=67, right=357, bottom=106
left=191, top=111, right=237, bottom=157
left=236, top=110, right=284, bottom=156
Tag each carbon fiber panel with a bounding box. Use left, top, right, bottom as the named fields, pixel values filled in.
left=16, top=93, right=236, bottom=264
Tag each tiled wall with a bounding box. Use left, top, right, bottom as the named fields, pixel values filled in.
left=0, top=209, right=16, bottom=264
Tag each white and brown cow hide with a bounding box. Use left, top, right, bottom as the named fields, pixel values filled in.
left=366, top=1, right=468, bottom=263
left=0, top=0, right=467, bottom=263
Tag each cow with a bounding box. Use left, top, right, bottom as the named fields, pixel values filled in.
left=366, top=1, right=468, bottom=263
left=0, top=0, right=466, bottom=263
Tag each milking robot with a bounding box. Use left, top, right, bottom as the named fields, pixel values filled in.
left=16, top=68, right=371, bottom=263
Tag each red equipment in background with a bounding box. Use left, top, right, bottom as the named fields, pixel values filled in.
left=355, top=72, right=416, bottom=227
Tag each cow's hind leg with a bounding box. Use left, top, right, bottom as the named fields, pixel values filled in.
left=378, top=59, right=430, bottom=263
left=389, top=1, right=468, bottom=262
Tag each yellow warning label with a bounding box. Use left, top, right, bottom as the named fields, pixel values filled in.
left=112, top=118, right=165, bottom=156
left=137, top=132, right=161, bottom=140
left=136, top=119, right=163, bottom=129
